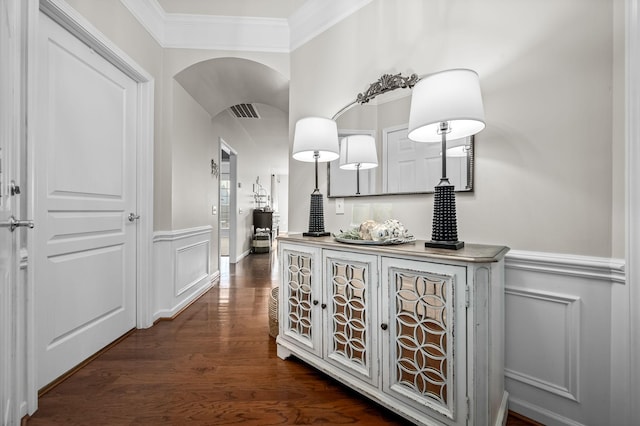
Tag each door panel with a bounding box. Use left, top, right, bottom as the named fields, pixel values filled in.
left=35, top=12, right=137, bottom=389
left=385, top=126, right=437, bottom=193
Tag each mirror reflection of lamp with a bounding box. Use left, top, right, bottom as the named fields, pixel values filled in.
left=338, top=135, right=378, bottom=195
left=292, top=117, right=340, bottom=237
left=443, top=137, right=473, bottom=157
left=408, top=69, right=485, bottom=249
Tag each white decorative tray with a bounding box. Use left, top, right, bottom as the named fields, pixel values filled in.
left=334, top=236, right=416, bottom=246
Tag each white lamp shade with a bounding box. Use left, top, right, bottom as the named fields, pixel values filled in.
left=292, top=117, right=340, bottom=162
left=408, top=69, right=485, bottom=143
left=339, top=135, right=378, bottom=170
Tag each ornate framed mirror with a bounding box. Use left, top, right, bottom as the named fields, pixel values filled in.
left=328, top=72, right=475, bottom=198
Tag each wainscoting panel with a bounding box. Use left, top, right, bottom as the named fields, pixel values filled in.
left=153, top=226, right=217, bottom=321
left=505, top=288, right=580, bottom=402
left=175, top=241, right=210, bottom=297
left=504, top=250, right=625, bottom=426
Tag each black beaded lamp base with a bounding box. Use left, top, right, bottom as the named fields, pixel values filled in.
left=426, top=182, right=464, bottom=250
left=303, top=191, right=330, bottom=237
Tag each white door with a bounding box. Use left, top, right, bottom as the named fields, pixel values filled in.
left=35, top=12, right=138, bottom=389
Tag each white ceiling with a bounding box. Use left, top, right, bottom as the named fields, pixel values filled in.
left=174, top=57, right=289, bottom=117
left=156, top=0, right=306, bottom=18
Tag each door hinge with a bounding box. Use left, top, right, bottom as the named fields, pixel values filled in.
left=466, top=396, right=471, bottom=422
left=465, top=285, right=470, bottom=308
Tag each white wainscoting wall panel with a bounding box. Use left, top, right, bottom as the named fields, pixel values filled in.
left=504, top=250, right=625, bottom=426
left=505, top=288, right=581, bottom=403
left=153, top=226, right=218, bottom=321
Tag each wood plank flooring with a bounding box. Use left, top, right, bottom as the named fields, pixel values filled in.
left=28, top=244, right=541, bottom=425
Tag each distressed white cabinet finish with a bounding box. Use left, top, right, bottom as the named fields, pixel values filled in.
left=279, top=243, right=322, bottom=357
left=323, top=249, right=378, bottom=386
left=381, top=257, right=468, bottom=423
left=277, top=234, right=509, bottom=426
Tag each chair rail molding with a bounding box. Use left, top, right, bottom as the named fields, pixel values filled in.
left=505, top=250, right=625, bottom=283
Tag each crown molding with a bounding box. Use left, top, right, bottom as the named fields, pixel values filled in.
left=120, top=0, right=166, bottom=46
left=120, top=0, right=372, bottom=52
left=164, top=14, right=289, bottom=52
left=289, top=0, right=374, bottom=51
left=120, top=0, right=289, bottom=52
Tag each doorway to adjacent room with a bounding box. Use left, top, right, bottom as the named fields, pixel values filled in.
left=220, top=141, right=237, bottom=263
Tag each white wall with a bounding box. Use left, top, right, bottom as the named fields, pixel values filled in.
left=170, top=81, right=219, bottom=271
left=276, top=174, right=289, bottom=233
left=289, top=0, right=622, bottom=259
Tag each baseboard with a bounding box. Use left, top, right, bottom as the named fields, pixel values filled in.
left=508, top=397, right=586, bottom=426
left=153, top=280, right=213, bottom=322
left=497, top=391, right=509, bottom=426
left=236, top=249, right=251, bottom=262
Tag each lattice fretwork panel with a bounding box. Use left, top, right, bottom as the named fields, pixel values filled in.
left=286, top=252, right=313, bottom=339
left=330, top=261, right=367, bottom=368
left=392, top=269, right=453, bottom=408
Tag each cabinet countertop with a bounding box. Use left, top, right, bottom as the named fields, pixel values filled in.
left=278, top=234, right=509, bottom=264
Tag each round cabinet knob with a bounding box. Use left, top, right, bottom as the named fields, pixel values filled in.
left=321, top=303, right=327, bottom=309
left=313, top=300, right=319, bottom=305
left=380, top=323, right=388, bottom=330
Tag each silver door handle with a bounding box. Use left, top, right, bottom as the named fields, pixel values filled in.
left=1, top=216, right=35, bottom=232
left=128, top=213, right=140, bottom=222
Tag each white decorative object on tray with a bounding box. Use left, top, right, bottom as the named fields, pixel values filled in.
left=334, top=219, right=415, bottom=245
left=334, top=236, right=416, bottom=245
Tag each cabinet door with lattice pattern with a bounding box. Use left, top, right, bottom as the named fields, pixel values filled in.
left=381, top=257, right=468, bottom=425
left=323, top=250, right=378, bottom=386
left=280, top=245, right=322, bottom=357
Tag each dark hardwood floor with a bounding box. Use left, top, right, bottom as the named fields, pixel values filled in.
left=28, top=243, right=541, bottom=425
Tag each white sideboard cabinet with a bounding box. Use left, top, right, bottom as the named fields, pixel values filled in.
left=277, top=234, right=509, bottom=426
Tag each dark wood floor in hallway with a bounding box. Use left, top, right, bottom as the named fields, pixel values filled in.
left=29, top=246, right=540, bottom=425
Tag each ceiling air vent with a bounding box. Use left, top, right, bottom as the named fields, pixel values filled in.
left=229, top=103, right=260, bottom=119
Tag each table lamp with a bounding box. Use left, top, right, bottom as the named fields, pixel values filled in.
left=292, top=117, right=340, bottom=236
left=408, top=69, right=485, bottom=249
left=339, top=134, right=378, bottom=195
